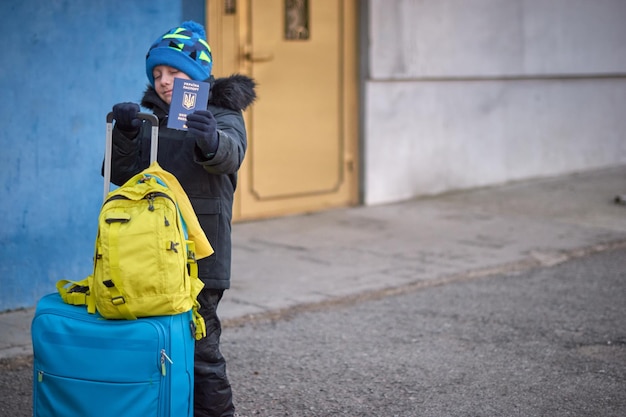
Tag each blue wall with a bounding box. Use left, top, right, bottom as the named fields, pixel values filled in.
left=0, top=0, right=204, bottom=311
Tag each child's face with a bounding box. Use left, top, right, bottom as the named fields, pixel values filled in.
left=152, top=65, right=191, bottom=104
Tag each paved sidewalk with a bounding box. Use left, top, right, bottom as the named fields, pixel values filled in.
left=2, top=166, right=626, bottom=359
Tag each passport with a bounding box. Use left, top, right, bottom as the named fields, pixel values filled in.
left=167, top=78, right=210, bottom=130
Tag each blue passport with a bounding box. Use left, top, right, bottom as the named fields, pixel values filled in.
left=167, top=78, right=210, bottom=130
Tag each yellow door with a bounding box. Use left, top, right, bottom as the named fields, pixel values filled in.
left=208, top=0, right=359, bottom=221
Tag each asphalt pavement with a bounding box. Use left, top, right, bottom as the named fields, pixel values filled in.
left=223, top=245, right=626, bottom=416
left=1, top=165, right=626, bottom=359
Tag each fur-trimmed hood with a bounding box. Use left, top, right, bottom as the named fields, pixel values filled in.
left=141, top=74, right=256, bottom=114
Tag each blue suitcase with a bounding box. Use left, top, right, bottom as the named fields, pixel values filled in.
left=31, top=293, right=195, bottom=417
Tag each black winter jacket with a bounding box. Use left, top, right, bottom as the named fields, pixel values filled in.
left=109, top=75, right=256, bottom=290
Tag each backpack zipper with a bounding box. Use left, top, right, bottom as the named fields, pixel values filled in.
left=105, top=191, right=174, bottom=206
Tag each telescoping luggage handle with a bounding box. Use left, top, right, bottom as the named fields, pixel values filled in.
left=103, top=112, right=159, bottom=202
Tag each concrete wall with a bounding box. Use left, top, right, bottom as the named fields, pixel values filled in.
left=0, top=1, right=202, bottom=311
left=364, top=0, right=626, bottom=204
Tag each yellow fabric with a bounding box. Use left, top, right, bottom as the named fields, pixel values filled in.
left=143, top=161, right=213, bottom=259
left=56, top=278, right=95, bottom=313
left=56, top=165, right=209, bottom=340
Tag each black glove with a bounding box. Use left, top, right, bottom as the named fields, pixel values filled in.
left=112, top=102, right=141, bottom=134
left=187, top=110, right=218, bottom=156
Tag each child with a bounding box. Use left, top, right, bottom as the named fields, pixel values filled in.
left=109, top=21, right=255, bottom=417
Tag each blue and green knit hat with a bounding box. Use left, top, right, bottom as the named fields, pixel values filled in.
left=145, top=21, right=212, bottom=86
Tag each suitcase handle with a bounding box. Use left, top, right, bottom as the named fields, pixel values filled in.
left=103, top=112, right=160, bottom=202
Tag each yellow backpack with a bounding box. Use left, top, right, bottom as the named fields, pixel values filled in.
left=58, top=165, right=207, bottom=340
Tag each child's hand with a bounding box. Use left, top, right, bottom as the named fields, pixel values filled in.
left=112, top=102, right=142, bottom=133
left=187, top=110, right=218, bottom=157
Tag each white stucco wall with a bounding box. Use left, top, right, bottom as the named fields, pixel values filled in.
left=364, top=0, right=626, bottom=205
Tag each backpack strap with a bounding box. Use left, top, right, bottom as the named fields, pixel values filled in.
left=102, top=216, right=137, bottom=320
left=186, top=241, right=207, bottom=340
left=56, top=278, right=96, bottom=314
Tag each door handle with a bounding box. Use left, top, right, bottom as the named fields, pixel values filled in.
left=243, top=51, right=274, bottom=63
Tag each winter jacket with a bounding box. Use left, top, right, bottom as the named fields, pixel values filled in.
left=109, top=74, right=256, bottom=290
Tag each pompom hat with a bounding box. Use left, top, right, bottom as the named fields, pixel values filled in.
left=146, top=21, right=212, bottom=86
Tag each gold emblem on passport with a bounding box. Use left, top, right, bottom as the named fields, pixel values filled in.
left=182, top=92, right=197, bottom=110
